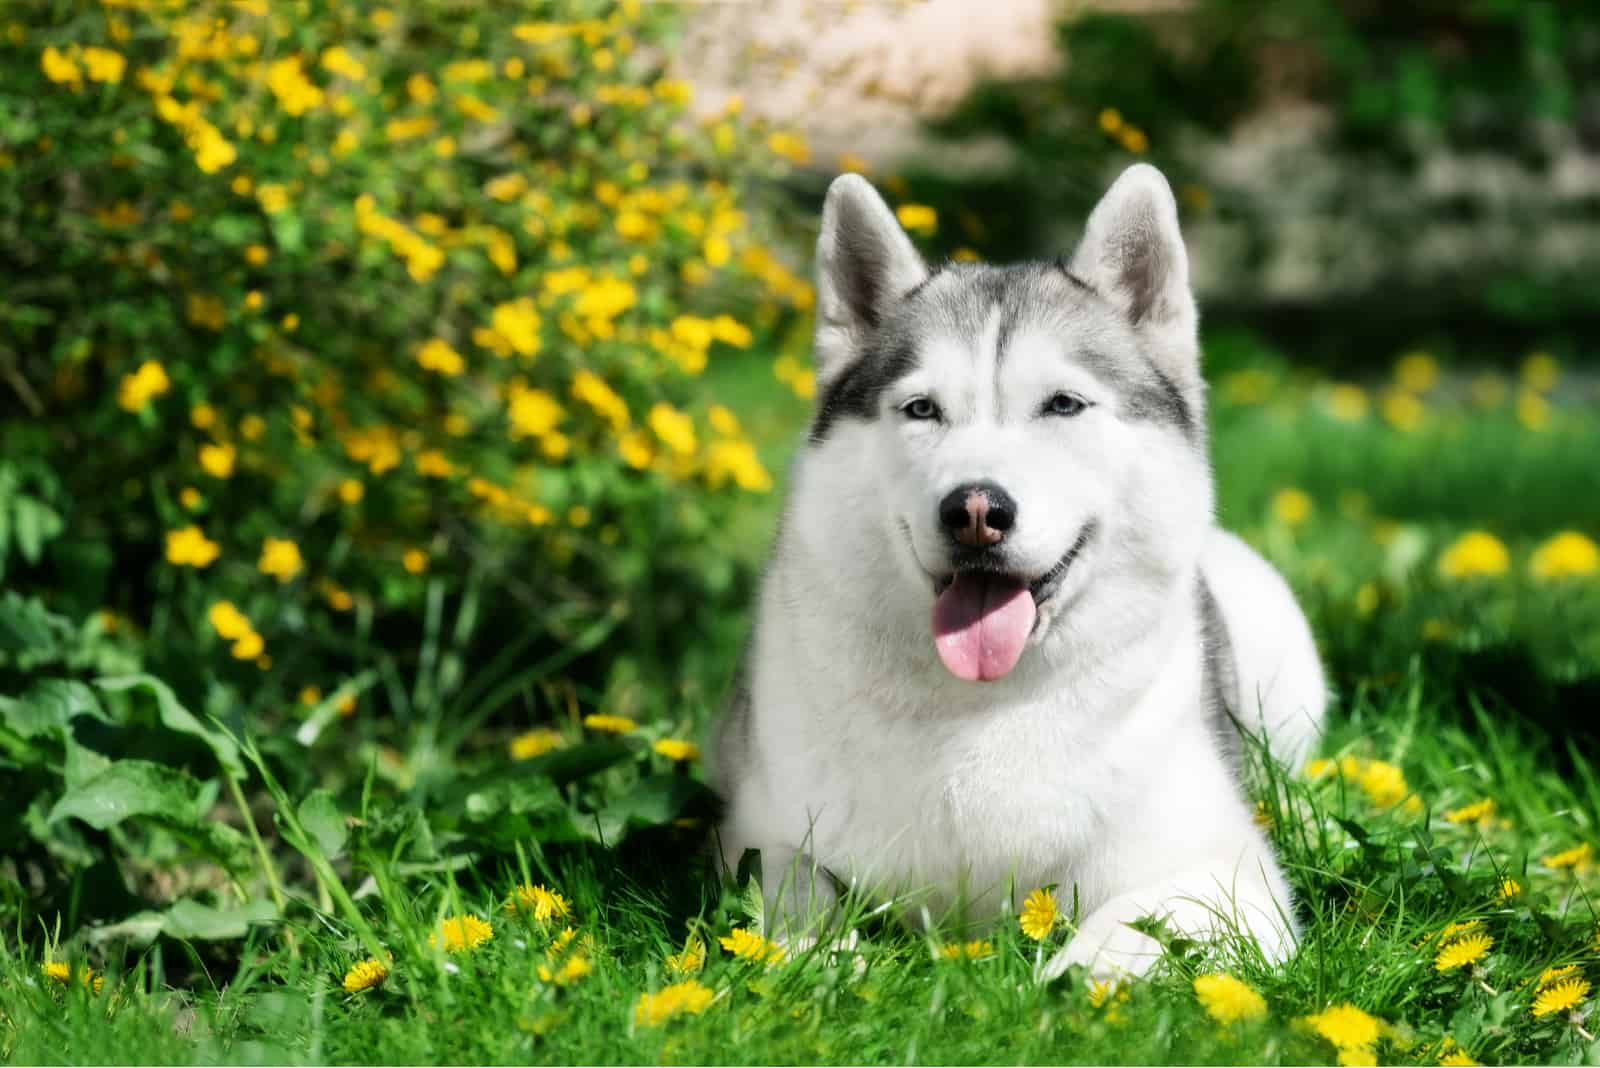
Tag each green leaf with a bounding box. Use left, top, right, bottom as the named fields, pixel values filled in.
left=11, top=496, right=62, bottom=564
left=525, top=739, right=635, bottom=786
left=4, top=680, right=112, bottom=742
left=296, top=789, right=347, bottom=860
left=593, top=774, right=712, bottom=844
left=97, top=674, right=244, bottom=779
left=88, top=897, right=279, bottom=945
left=48, top=759, right=208, bottom=830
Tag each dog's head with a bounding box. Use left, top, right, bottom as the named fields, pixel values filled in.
left=789, top=165, right=1215, bottom=684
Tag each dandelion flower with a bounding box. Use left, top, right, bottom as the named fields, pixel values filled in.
left=1304, top=1003, right=1381, bottom=1051
left=719, top=927, right=784, bottom=964
left=1193, top=973, right=1267, bottom=1024
left=653, top=738, right=700, bottom=762
left=509, top=729, right=564, bottom=760
left=634, top=980, right=715, bottom=1026
left=429, top=914, right=493, bottom=952
left=257, top=537, right=304, bottom=582
left=1435, top=932, right=1493, bottom=972
left=1018, top=888, right=1059, bottom=941
left=938, top=939, right=993, bottom=961
left=1497, top=877, right=1521, bottom=899
left=1438, top=532, right=1510, bottom=580
left=666, top=937, right=706, bottom=975
left=1439, top=1051, right=1479, bottom=1066
left=1087, top=978, right=1121, bottom=1008
left=537, top=954, right=591, bottom=986
left=582, top=713, right=636, bottom=734
left=1531, top=976, right=1590, bottom=1018
left=342, top=957, right=388, bottom=994
left=507, top=883, right=570, bottom=923
left=1530, top=532, right=1599, bottom=581
left=165, top=525, right=221, bottom=568
left=1541, top=842, right=1592, bottom=870
left=42, top=961, right=103, bottom=993
left=1272, top=488, right=1313, bottom=526
left=1444, top=798, right=1495, bottom=825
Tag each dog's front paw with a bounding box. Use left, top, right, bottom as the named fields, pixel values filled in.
left=1040, top=909, right=1164, bottom=983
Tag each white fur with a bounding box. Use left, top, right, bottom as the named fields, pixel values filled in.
left=713, top=167, right=1326, bottom=982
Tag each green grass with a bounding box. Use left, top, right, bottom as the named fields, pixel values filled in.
left=6, top=353, right=1600, bottom=1066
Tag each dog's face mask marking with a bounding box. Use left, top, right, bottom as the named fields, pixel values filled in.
left=805, top=169, right=1213, bottom=682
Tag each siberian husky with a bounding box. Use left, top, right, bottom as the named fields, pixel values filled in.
left=710, top=165, right=1325, bottom=980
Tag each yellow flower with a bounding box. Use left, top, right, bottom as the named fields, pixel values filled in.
left=1326, top=383, right=1368, bottom=421
left=1443, top=798, right=1495, bottom=825
left=118, top=361, right=171, bottom=412
left=1438, top=531, right=1509, bottom=579
left=649, top=403, right=698, bottom=458
left=81, top=46, right=125, bottom=84
left=416, top=338, right=465, bottom=377
left=537, top=953, right=591, bottom=986
left=1381, top=389, right=1424, bottom=432
left=1440, top=1051, right=1479, bottom=1067
left=199, top=442, right=236, bottom=479
left=41, top=45, right=83, bottom=87
left=415, top=451, right=454, bottom=478
left=165, top=526, right=220, bottom=568
left=320, top=45, right=366, bottom=81
left=895, top=204, right=937, bottom=235
left=1395, top=351, right=1439, bottom=393
left=653, top=739, right=701, bottom=762
left=507, top=883, right=571, bottom=923
left=429, top=915, right=493, bottom=953
left=258, top=537, right=304, bottom=582
left=1541, top=842, right=1592, bottom=870
left=766, top=130, right=810, bottom=165
left=509, top=728, right=564, bottom=760
left=1517, top=388, right=1551, bottom=431
left=1531, top=976, right=1590, bottom=1017
left=666, top=937, right=706, bottom=975
left=1521, top=351, right=1560, bottom=391
left=720, top=927, right=785, bottom=964
left=266, top=55, right=324, bottom=115
left=583, top=713, right=636, bottom=734
left=938, top=939, right=993, bottom=961
left=506, top=384, right=563, bottom=439
left=342, top=957, right=388, bottom=994
left=1018, top=887, right=1059, bottom=941
left=402, top=548, right=429, bottom=575
left=1193, top=973, right=1267, bottom=1024
left=1356, top=759, right=1409, bottom=808
left=1530, top=532, right=1599, bottom=581
left=703, top=439, right=772, bottom=493
left=42, top=961, right=104, bottom=993
left=179, top=487, right=202, bottom=510
left=633, top=980, right=715, bottom=1026
left=1435, top=932, right=1493, bottom=972
left=1304, top=1003, right=1381, bottom=1052
left=231, top=630, right=264, bottom=660
left=207, top=601, right=250, bottom=641
left=256, top=183, right=289, bottom=214
left=337, top=478, right=364, bottom=504
left=1498, top=877, right=1521, bottom=900
left=1272, top=488, right=1313, bottom=526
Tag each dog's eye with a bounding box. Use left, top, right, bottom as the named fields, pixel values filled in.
left=1044, top=392, right=1088, bottom=417
left=902, top=397, right=940, bottom=421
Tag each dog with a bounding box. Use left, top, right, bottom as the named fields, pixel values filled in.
left=709, top=164, right=1325, bottom=981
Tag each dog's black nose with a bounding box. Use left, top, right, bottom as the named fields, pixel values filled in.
left=939, top=482, right=1017, bottom=547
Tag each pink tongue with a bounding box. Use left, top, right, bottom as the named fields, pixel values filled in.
left=931, top=573, right=1037, bottom=682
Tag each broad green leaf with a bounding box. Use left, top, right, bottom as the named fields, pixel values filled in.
left=97, top=674, right=244, bottom=778
left=49, top=759, right=208, bottom=830
left=296, top=789, right=347, bottom=860
left=11, top=496, right=63, bottom=564
left=88, top=897, right=278, bottom=945
left=593, top=774, right=712, bottom=844
left=4, top=680, right=111, bottom=742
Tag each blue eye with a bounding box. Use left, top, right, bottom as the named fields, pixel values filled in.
left=1044, top=392, right=1088, bottom=417
left=903, top=397, right=940, bottom=421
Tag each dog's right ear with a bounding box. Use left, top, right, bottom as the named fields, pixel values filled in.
left=813, top=174, right=928, bottom=387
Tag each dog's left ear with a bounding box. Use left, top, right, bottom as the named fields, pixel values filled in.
left=1068, top=164, right=1198, bottom=372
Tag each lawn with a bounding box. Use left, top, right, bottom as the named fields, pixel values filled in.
left=6, top=343, right=1600, bottom=1066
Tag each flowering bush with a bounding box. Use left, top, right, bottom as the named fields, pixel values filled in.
left=2, top=1, right=815, bottom=725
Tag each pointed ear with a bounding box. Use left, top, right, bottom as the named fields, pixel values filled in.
left=813, top=174, right=928, bottom=385
left=1068, top=164, right=1198, bottom=368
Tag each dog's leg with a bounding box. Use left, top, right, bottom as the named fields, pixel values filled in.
left=1040, top=853, right=1296, bottom=983
left=753, top=845, right=843, bottom=945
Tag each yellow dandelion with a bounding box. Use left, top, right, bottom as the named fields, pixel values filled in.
left=1018, top=887, right=1059, bottom=941
left=507, top=883, right=571, bottom=923
left=1435, top=931, right=1493, bottom=972
left=634, top=980, right=715, bottom=1026
left=1438, top=531, right=1509, bottom=580
left=1443, top=798, right=1495, bottom=825
left=1530, top=532, right=1599, bottom=581
left=1381, top=389, right=1425, bottom=432
left=1440, top=1051, right=1479, bottom=1067
left=1395, top=351, right=1439, bottom=393
left=42, top=961, right=103, bottom=993
left=1535, top=964, right=1580, bottom=989
left=1542, top=842, right=1593, bottom=870
left=1326, top=383, right=1368, bottom=421
left=938, top=939, right=994, bottom=961
left=429, top=914, right=493, bottom=952
left=666, top=936, right=706, bottom=975
left=258, top=537, right=304, bottom=582
left=537, top=953, right=592, bottom=986
left=1193, top=973, right=1268, bottom=1024
left=1498, top=877, right=1521, bottom=900
left=341, top=957, right=388, bottom=994
left=582, top=713, right=636, bottom=734
left=165, top=525, right=220, bottom=568
left=1304, top=1003, right=1381, bottom=1051
left=1531, top=976, right=1590, bottom=1018
left=402, top=548, right=429, bottom=575
left=1087, top=977, right=1121, bottom=1008
left=1272, top=488, right=1313, bottom=526
left=509, top=728, right=564, bottom=760
left=720, top=927, right=785, bottom=965
left=653, top=738, right=700, bottom=762
left=895, top=204, right=937, bottom=235
left=199, top=442, right=236, bottom=479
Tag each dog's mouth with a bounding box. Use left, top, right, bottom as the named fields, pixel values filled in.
left=917, top=522, right=1097, bottom=684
